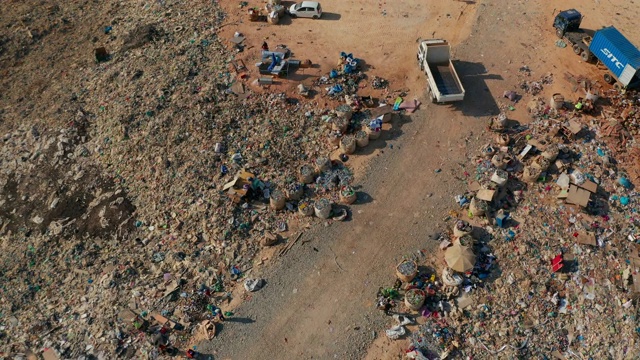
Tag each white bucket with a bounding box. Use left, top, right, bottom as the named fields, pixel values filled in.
left=314, top=198, right=332, bottom=219
left=491, top=169, right=508, bottom=187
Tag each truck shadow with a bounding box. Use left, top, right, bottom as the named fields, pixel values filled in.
left=449, top=60, right=503, bottom=117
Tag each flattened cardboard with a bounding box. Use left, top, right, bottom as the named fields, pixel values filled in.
left=579, top=180, right=597, bottom=193
left=369, top=104, right=393, bottom=118
left=566, top=184, right=590, bottom=207
left=527, top=139, right=545, bottom=150
left=223, top=170, right=255, bottom=202
left=118, top=309, right=138, bottom=322
left=575, top=231, right=596, bottom=246
left=476, top=189, right=496, bottom=201
left=568, top=120, right=582, bottom=134
left=42, top=349, right=60, bottom=360
left=456, top=295, right=474, bottom=309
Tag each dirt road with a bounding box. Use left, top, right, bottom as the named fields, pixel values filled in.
left=202, top=0, right=640, bottom=359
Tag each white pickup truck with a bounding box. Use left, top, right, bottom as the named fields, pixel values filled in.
left=417, top=39, right=465, bottom=103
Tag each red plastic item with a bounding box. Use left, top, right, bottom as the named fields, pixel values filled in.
left=551, top=254, right=564, bottom=272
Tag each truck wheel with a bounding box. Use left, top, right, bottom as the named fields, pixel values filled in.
left=581, top=51, right=590, bottom=62
left=290, top=13, right=297, bottom=18
left=603, top=73, right=614, bottom=84
left=556, top=29, right=564, bottom=39
left=573, top=45, right=582, bottom=55
left=613, top=83, right=622, bottom=90
left=312, top=15, right=319, bottom=19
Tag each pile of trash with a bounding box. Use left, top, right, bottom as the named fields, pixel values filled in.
left=379, top=83, right=639, bottom=359
left=0, top=2, right=400, bottom=359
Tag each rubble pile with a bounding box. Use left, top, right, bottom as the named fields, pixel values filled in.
left=379, top=87, right=639, bottom=359
left=0, top=1, right=408, bottom=358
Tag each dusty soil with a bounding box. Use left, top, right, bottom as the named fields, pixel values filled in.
left=0, top=0, right=639, bottom=358
left=201, top=0, right=640, bottom=359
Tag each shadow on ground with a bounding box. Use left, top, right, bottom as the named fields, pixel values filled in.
left=450, top=60, right=503, bottom=117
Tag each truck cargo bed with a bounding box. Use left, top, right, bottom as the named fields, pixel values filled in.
left=429, top=63, right=463, bottom=95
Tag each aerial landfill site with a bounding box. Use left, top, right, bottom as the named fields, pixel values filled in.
left=1, top=0, right=640, bottom=359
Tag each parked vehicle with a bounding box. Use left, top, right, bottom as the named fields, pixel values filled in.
left=288, top=1, right=322, bottom=19
left=589, top=26, right=640, bottom=89
left=554, top=9, right=640, bottom=89
left=553, top=9, right=593, bottom=62
left=417, top=39, right=465, bottom=103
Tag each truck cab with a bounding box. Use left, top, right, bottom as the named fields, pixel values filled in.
left=554, top=9, right=582, bottom=38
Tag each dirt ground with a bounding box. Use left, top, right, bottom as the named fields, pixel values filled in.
left=1, top=0, right=639, bottom=358
left=202, top=0, right=640, bottom=359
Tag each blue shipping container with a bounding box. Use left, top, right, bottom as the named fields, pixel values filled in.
left=589, top=26, right=640, bottom=87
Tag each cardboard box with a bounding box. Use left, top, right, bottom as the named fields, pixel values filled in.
left=575, top=231, right=596, bottom=246
left=580, top=180, right=598, bottom=193
left=476, top=189, right=496, bottom=202
left=223, top=170, right=255, bottom=203
left=566, top=184, right=590, bottom=207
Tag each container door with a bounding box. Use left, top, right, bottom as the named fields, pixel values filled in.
left=619, top=64, right=636, bottom=86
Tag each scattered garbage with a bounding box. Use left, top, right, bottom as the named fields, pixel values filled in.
left=244, top=278, right=265, bottom=292
left=385, top=325, right=406, bottom=340
left=375, top=68, right=640, bottom=359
